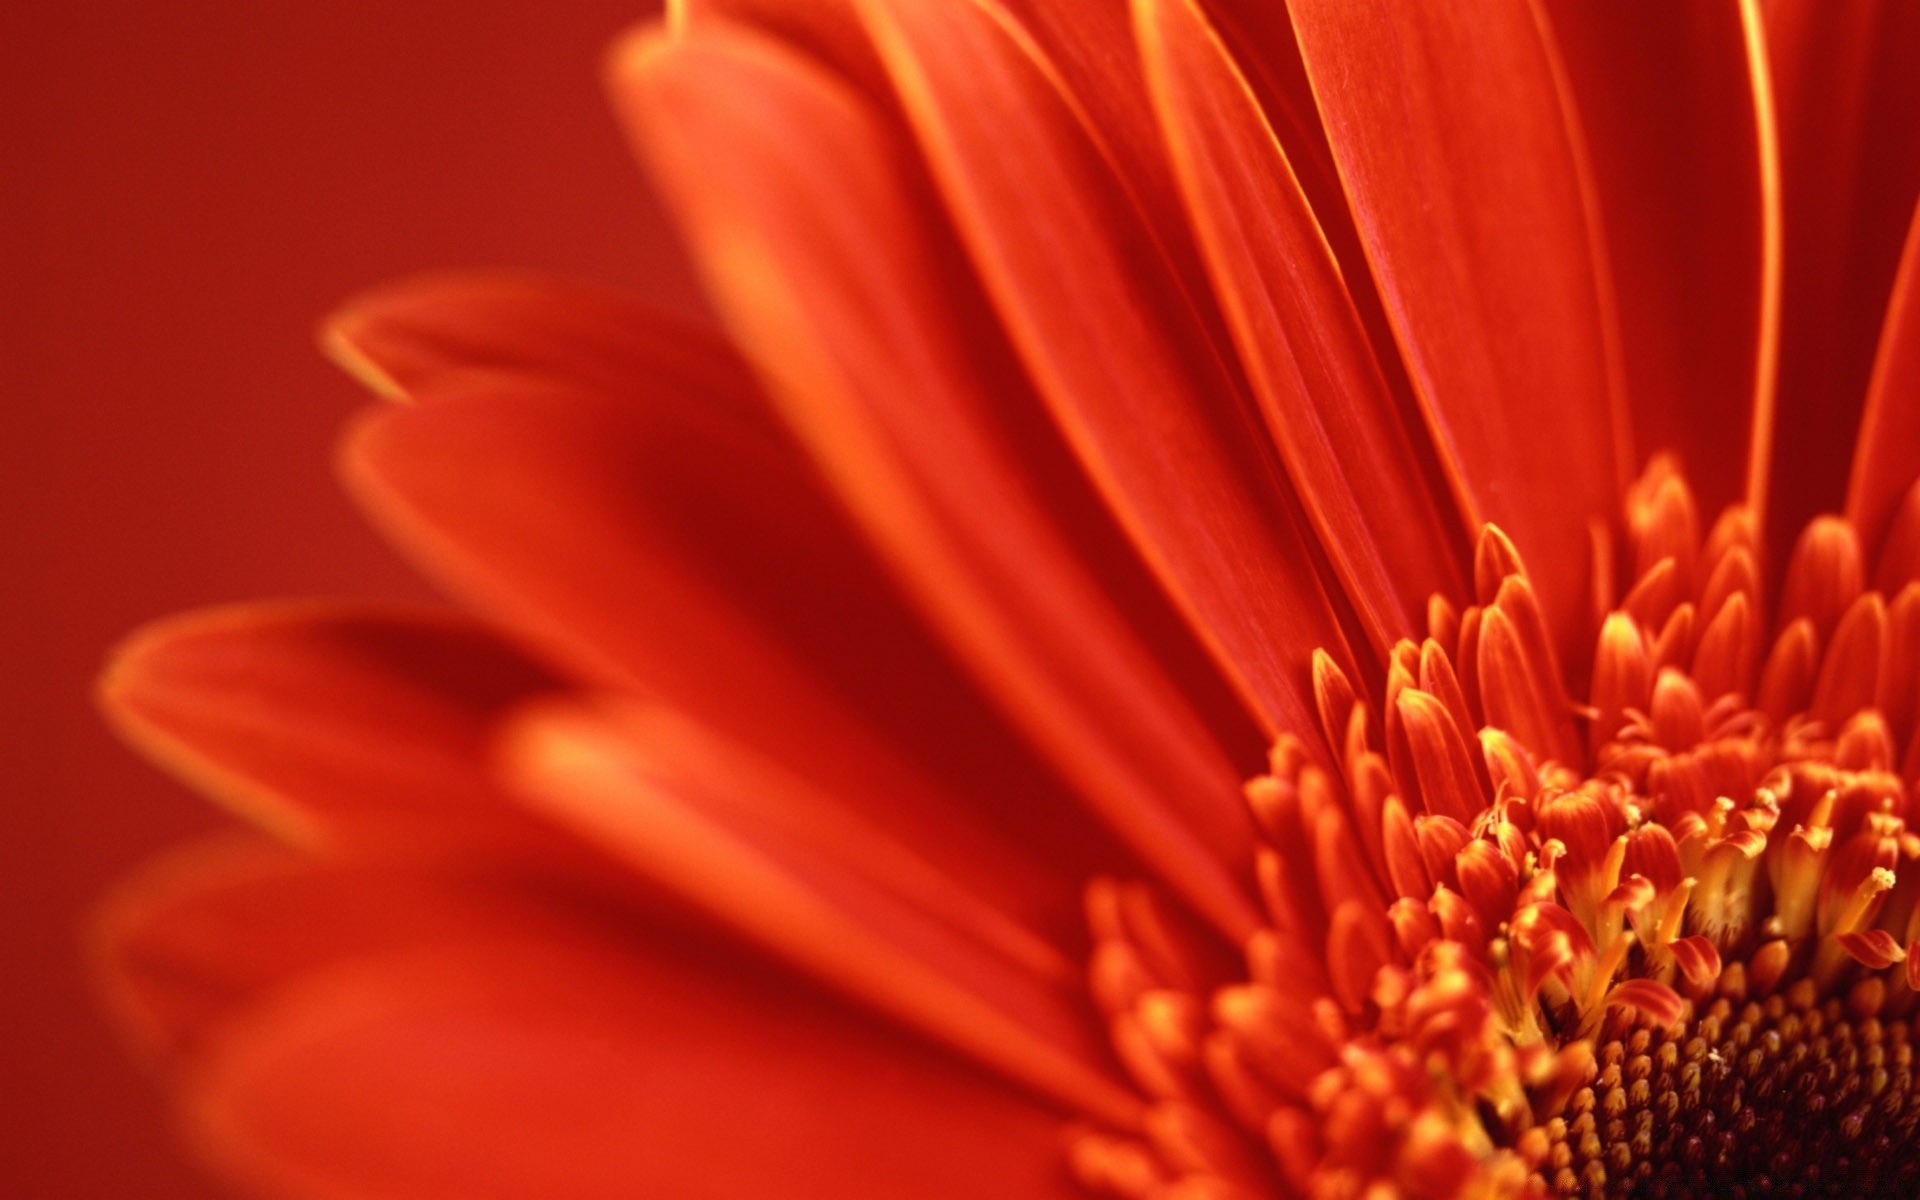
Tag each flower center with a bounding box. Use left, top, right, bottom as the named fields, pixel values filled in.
left=1538, top=973, right=1920, bottom=1197
left=1068, top=458, right=1920, bottom=1199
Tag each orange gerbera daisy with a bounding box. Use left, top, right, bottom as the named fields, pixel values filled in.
left=97, top=1, right=1920, bottom=1197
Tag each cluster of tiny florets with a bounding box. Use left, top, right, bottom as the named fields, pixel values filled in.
left=1073, top=460, right=1920, bottom=1200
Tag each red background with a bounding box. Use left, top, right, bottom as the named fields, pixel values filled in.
left=3, top=4, right=698, bottom=1194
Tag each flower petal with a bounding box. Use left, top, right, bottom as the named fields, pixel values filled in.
left=1847, top=202, right=1920, bottom=556
left=323, top=272, right=751, bottom=406
left=1135, top=0, right=1469, bottom=649
left=95, top=837, right=603, bottom=1062
left=344, top=382, right=1106, bottom=929
left=98, top=603, right=559, bottom=848
left=1541, top=0, right=1779, bottom=517
left=1763, top=0, right=1920, bottom=548
left=854, top=0, right=1360, bottom=737
left=610, top=20, right=1260, bottom=939
left=500, top=698, right=1142, bottom=1127
left=103, top=848, right=1085, bottom=1200
left=1286, top=0, right=1627, bottom=645
left=1198, top=0, right=1412, bottom=390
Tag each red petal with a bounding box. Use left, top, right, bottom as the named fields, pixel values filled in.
left=1286, top=0, right=1627, bottom=646
left=501, top=699, right=1141, bottom=1126
left=1762, top=0, right=1920, bottom=553
left=1836, top=928, right=1906, bottom=971
left=1199, top=0, right=1429, bottom=425
left=855, top=0, right=1360, bottom=737
left=324, top=273, right=747, bottom=406
left=345, top=382, right=1107, bottom=929
left=105, top=850, right=1086, bottom=1200
left=1136, top=0, right=1468, bottom=651
left=1847, top=202, right=1920, bottom=555
left=1542, top=0, right=1779, bottom=517
left=95, top=838, right=617, bottom=1061
left=610, top=23, right=1261, bottom=937
left=98, top=603, right=558, bottom=847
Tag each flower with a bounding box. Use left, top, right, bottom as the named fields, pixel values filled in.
left=94, top=0, right=1920, bottom=1197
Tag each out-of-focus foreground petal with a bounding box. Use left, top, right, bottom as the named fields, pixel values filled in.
left=500, top=697, right=1145, bottom=1127
left=607, top=19, right=1262, bottom=939
left=98, top=604, right=558, bottom=848
left=98, top=842, right=1085, bottom=1200
left=344, top=381, right=1111, bottom=929
left=324, top=274, right=753, bottom=405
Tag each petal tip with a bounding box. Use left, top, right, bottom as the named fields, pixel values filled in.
left=317, top=309, right=407, bottom=401
left=603, top=20, right=679, bottom=91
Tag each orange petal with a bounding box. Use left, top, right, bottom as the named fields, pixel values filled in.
left=323, top=273, right=750, bottom=406
left=98, top=603, right=559, bottom=848
left=1762, top=0, right=1920, bottom=553
left=518, top=697, right=1076, bottom=983
left=676, top=0, right=1228, bottom=317
left=1847, top=202, right=1920, bottom=556
left=345, top=382, right=1105, bottom=928
left=500, top=699, right=1142, bottom=1127
left=1286, top=0, right=1627, bottom=647
left=1190, top=0, right=1398, bottom=360
left=609, top=23, right=1261, bottom=937
left=1135, top=0, right=1468, bottom=651
left=1541, top=0, right=1779, bottom=517
left=94, top=837, right=627, bottom=1062
left=106, top=849, right=1086, bottom=1200
left=854, top=0, right=1360, bottom=737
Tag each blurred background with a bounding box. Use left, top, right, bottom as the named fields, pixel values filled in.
left=3, top=4, right=698, bottom=1193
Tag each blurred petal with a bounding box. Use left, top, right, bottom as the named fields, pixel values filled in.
left=324, top=272, right=754, bottom=406
left=855, top=0, right=1360, bottom=737
left=97, top=838, right=585, bottom=1061
left=502, top=699, right=1142, bottom=1126
left=1763, top=0, right=1920, bottom=549
left=1286, top=0, right=1626, bottom=645
left=1542, top=0, right=1778, bottom=517
left=345, top=382, right=1109, bottom=929
left=1848, top=202, right=1920, bottom=557
left=611, top=21, right=1260, bottom=939
left=102, top=847, right=1084, bottom=1200
left=1136, top=0, right=1468, bottom=649
left=99, top=603, right=557, bottom=847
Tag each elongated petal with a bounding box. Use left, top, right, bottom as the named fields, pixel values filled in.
left=1135, top=0, right=1467, bottom=649
left=1286, top=0, right=1625, bottom=645
left=611, top=23, right=1261, bottom=937
left=683, top=0, right=1222, bottom=310
left=1541, top=0, right=1777, bottom=517
left=855, top=0, right=1358, bottom=736
left=1198, top=0, right=1417, bottom=401
left=1847, top=203, right=1920, bottom=555
left=1763, top=0, right=1920, bottom=549
left=345, top=382, right=1105, bottom=928
left=324, top=273, right=751, bottom=406
left=96, top=838, right=613, bottom=1061
left=522, top=697, right=1076, bottom=983
left=103, top=848, right=1083, bottom=1200
left=99, top=604, right=558, bottom=847
left=501, top=699, right=1142, bottom=1127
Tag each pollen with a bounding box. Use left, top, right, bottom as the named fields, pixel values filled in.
left=1071, top=458, right=1920, bottom=1199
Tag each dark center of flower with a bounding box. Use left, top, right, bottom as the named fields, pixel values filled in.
left=1068, top=457, right=1920, bottom=1200
left=1537, top=975, right=1920, bottom=1198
